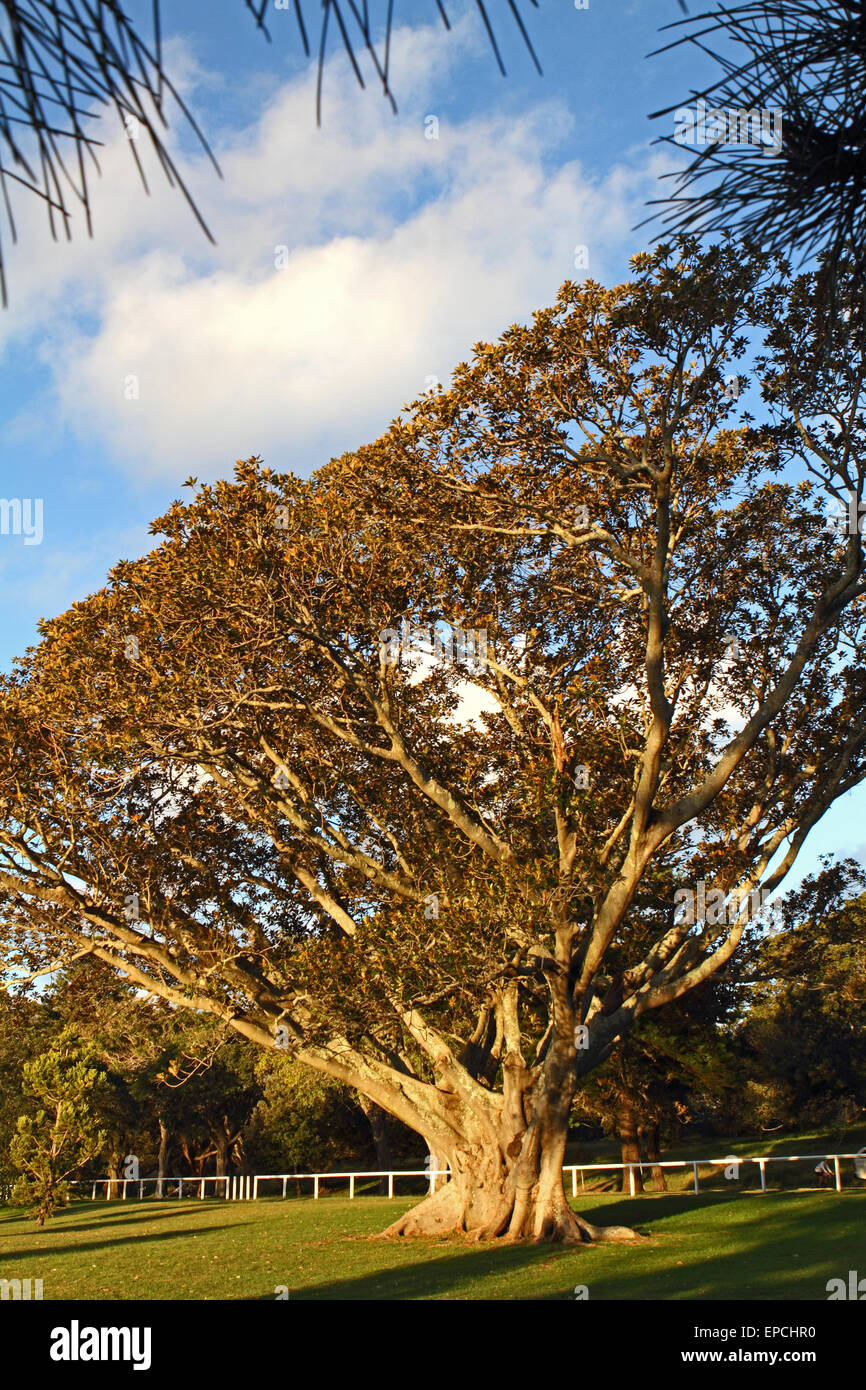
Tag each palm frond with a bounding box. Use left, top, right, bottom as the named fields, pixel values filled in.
left=0, top=0, right=539, bottom=305
left=644, top=2, right=866, bottom=297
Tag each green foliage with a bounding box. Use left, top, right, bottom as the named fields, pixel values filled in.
left=9, top=1028, right=108, bottom=1226
left=732, top=866, right=866, bottom=1133
left=246, top=1055, right=371, bottom=1173
left=572, top=978, right=740, bottom=1151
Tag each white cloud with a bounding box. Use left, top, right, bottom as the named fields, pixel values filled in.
left=0, top=23, right=672, bottom=482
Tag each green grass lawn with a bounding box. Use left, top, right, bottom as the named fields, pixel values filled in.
left=1, top=1189, right=862, bottom=1300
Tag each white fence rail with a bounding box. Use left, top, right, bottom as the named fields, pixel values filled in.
left=70, top=1152, right=866, bottom=1202
left=71, top=1169, right=451, bottom=1201
left=564, top=1152, right=866, bottom=1197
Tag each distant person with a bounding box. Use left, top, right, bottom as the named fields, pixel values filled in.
left=815, top=1160, right=833, bottom=1188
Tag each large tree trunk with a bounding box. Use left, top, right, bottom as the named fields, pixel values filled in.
left=300, top=981, right=640, bottom=1245
left=641, top=1122, right=667, bottom=1191
left=617, top=1098, right=644, bottom=1194
left=380, top=1044, right=638, bottom=1245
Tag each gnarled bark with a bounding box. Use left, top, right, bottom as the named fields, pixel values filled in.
left=381, top=1137, right=638, bottom=1243
left=379, top=1067, right=639, bottom=1245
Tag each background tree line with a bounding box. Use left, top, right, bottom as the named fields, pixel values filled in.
left=575, top=861, right=866, bottom=1189
left=0, top=958, right=418, bottom=1213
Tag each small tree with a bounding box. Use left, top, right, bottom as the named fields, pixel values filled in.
left=246, top=1054, right=373, bottom=1176
left=9, top=1029, right=107, bottom=1225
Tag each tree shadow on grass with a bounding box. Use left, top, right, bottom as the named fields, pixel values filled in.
left=254, top=1193, right=865, bottom=1302
left=558, top=1195, right=864, bottom=1301
left=573, top=1191, right=866, bottom=1232
left=574, top=1194, right=735, bottom=1230
left=0, top=1222, right=232, bottom=1266
left=0, top=1199, right=240, bottom=1239
left=250, top=1241, right=566, bottom=1301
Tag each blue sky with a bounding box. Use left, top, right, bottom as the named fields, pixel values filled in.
left=0, top=0, right=861, bottom=886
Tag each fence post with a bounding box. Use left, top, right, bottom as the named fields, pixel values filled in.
left=628, top=1164, right=636, bottom=1197
left=388, top=1172, right=394, bottom=1199
left=758, top=1159, right=767, bottom=1193
left=91, top=1181, right=97, bottom=1199
left=693, top=1162, right=699, bottom=1195
left=834, top=1157, right=842, bottom=1192
left=178, top=1177, right=183, bottom=1199
left=571, top=1168, right=577, bottom=1198
left=282, top=1177, right=287, bottom=1199
left=139, top=1180, right=144, bottom=1199
left=254, top=1176, right=259, bottom=1200
left=349, top=1174, right=355, bottom=1199
left=314, top=1175, right=319, bottom=1200
left=200, top=1177, right=205, bottom=1199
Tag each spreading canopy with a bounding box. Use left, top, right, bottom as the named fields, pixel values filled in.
left=1, top=240, right=865, bottom=1240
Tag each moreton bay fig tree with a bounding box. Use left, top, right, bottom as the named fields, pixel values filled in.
left=2, top=242, right=865, bottom=1242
